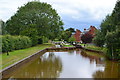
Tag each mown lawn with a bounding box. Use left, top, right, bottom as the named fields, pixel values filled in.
left=85, top=44, right=107, bottom=53
left=64, top=45, right=74, bottom=47
left=0, top=43, right=54, bottom=70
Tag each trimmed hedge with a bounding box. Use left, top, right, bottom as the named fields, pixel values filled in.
left=2, top=35, right=32, bottom=52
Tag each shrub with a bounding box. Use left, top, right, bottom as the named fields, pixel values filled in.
left=2, top=35, right=32, bottom=52
left=2, top=35, right=14, bottom=52
left=68, top=36, right=76, bottom=42
left=42, top=36, right=49, bottom=43
left=38, top=36, right=48, bottom=44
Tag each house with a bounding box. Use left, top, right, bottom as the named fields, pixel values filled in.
left=73, top=26, right=97, bottom=42
left=87, top=26, right=97, bottom=37
left=73, top=29, right=82, bottom=42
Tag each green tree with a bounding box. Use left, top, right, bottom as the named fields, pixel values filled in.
left=5, top=1, right=64, bottom=43
left=59, top=28, right=76, bottom=41
left=0, top=20, right=7, bottom=35
left=105, top=27, right=120, bottom=60
left=93, top=30, right=105, bottom=47
left=68, top=36, right=76, bottom=42
left=66, top=28, right=75, bottom=33
left=93, top=0, right=120, bottom=60
left=60, top=30, right=72, bottom=41
left=20, top=26, right=39, bottom=46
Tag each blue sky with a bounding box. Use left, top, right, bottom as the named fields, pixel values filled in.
left=0, top=0, right=117, bottom=31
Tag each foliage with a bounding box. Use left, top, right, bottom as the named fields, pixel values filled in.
left=81, top=33, right=93, bottom=44
left=5, top=1, right=64, bottom=42
left=68, top=36, right=76, bottom=42
left=0, top=20, right=7, bottom=35
left=105, top=28, right=120, bottom=60
left=41, top=36, right=49, bottom=43
left=93, top=30, right=105, bottom=47
left=59, top=30, right=72, bottom=41
left=66, top=28, right=75, bottom=33
left=58, top=28, right=76, bottom=41
left=93, top=0, right=120, bottom=60
left=20, top=26, right=39, bottom=46
left=2, top=35, right=32, bottom=52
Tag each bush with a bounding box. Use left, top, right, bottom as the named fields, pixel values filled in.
left=2, top=35, right=14, bottom=52
left=2, top=35, right=32, bottom=52
left=30, top=35, right=39, bottom=46
left=20, top=28, right=39, bottom=46
left=68, top=36, right=76, bottom=42
left=37, top=36, right=48, bottom=44
left=38, top=37, right=43, bottom=44
left=42, top=36, right=49, bottom=43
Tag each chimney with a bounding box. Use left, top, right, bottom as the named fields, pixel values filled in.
left=84, top=28, right=86, bottom=31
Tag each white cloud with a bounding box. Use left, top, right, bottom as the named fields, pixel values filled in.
left=0, top=0, right=117, bottom=28
left=40, top=0, right=116, bottom=21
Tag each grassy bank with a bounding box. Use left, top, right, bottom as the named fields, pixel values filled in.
left=0, top=43, right=54, bottom=70
left=85, top=45, right=107, bottom=53
left=63, top=45, right=74, bottom=47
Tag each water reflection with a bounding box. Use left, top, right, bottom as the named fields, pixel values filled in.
left=74, top=50, right=119, bottom=78
left=80, top=50, right=105, bottom=65
left=4, top=50, right=119, bottom=78
left=92, top=61, right=119, bottom=78
left=10, top=52, right=62, bottom=78
left=58, top=50, right=105, bottom=78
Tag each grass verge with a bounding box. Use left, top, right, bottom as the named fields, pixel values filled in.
left=0, top=43, right=54, bottom=70
left=63, top=45, right=74, bottom=47
left=86, top=45, right=107, bottom=53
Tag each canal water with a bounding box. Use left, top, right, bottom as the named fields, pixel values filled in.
left=4, top=49, right=119, bottom=78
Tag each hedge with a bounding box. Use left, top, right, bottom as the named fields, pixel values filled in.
left=2, top=35, right=32, bottom=52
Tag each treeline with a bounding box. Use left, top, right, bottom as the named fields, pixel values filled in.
left=93, top=0, right=120, bottom=60
left=1, top=1, right=64, bottom=53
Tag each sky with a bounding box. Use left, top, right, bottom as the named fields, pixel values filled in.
left=0, top=0, right=117, bottom=31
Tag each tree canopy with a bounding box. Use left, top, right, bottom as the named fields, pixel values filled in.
left=5, top=1, right=64, bottom=45
left=66, top=28, right=75, bottom=33
left=93, top=0, right=120, bottom=60
left=59, top=30, right=72, bottom=41
left=0, top=20, right=7, bottom=35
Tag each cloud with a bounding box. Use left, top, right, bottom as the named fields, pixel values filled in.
left=0, top=0, right=117, bottom=30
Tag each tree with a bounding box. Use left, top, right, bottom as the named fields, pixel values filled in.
left=5, top=1, right=64, bottom=44
left=81, top=33, right=93, bottom=44
left=59, top=28, right=76, bottom=41
left=60, top=30, right=72, bottom=41
left=93, top=0, right=120, bottom=60
left=68, top=36, right=76, bottom=42
left=0, top=20, right=7, bottom=35
left=93, top=30, right=105, bottom=47
left=66, top=28, right=75, bottom=33
left=105, top=27, right=120, bottom=60
left=20, top=25, right=39, bottom=46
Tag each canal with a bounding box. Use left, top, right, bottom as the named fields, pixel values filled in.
left=4, top=49, right=119, bottom=78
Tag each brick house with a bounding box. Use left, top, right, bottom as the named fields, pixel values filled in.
left=73, top=29, right=82, bottom=42
left=73, top=26, right=97, bottom=42
left=87, top=26, right=97, bottom=37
